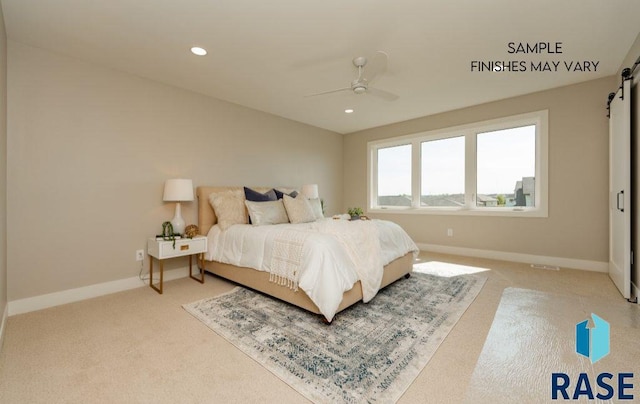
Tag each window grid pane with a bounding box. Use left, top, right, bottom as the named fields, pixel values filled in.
left=476, top=125, right=536, bottom=208
left=421, top=136, right=465, bottom=207
left=377, top=144, right=412, bottom=207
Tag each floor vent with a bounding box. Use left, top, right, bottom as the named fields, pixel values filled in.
left=530, top=264, right=560, bottom=271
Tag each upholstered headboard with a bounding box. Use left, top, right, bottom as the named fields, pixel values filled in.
left=197, top=186, right=291, bottom=236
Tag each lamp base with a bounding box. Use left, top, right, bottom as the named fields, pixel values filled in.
left=171, top=202, right=186, bottom=235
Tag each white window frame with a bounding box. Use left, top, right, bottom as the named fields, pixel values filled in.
left=367, top=110, right=548, bottom=217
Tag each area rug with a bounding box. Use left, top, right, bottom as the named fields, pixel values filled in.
left=184, top=269, right=486, bottom=403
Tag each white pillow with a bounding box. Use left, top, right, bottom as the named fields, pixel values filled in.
left=208, top=190, right=247, bottom=230
left=282, top=194, right=316, bottom=224
left=308, top=198, right=324, bottom=220
left=244, top=199, right=289, bottom=226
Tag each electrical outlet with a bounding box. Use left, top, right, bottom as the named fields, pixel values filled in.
left=136, top=249, right=145, bottom=261
left=447, top=228, right=453, bottom=237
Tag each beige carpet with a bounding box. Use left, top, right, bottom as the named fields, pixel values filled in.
left=0, top=252, right=632, bottom=403
left=465, top=288, right=640, bottom=403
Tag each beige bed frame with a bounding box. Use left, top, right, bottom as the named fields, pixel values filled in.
left=196, top=186, right=414, bottom=321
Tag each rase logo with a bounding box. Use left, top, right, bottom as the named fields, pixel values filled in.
left=551, top=314, right=635, bottom=400
left=575, top=313, right=609, bottom=363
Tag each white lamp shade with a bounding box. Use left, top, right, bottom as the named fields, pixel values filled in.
left=163, top=179, right=194, bottom=202
left=301, top=184, right=319, bottom=199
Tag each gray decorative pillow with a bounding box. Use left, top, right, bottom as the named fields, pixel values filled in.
left=208, top=190, right=247, bottom=230
left=244, top=199, right=289, bottom=225
left=308, top=198, right=324, bottom=220
left=282, top=194, right=316, bottom=224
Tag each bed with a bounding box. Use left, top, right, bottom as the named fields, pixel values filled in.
left=196, top=186, right=418, bottom=322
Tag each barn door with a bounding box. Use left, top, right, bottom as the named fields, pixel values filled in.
left=609, top=79, right=631, bottom=299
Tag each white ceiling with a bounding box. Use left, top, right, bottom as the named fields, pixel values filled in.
left=2, top=0, right=639, bottom=134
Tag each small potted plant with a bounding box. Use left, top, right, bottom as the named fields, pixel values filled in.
left=347, top=207, right=364, bottom=220
left=160, top=221, right=179, bottom=248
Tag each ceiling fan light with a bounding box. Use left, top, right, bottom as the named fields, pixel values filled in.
left=353, top=86, right=367, bottom=94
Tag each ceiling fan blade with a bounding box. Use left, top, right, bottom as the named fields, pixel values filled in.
left=368, top=87, right=399, bottom=101
left=305, top=87, right=351, bottom=98
left=364, top=51, right=389, bottom=84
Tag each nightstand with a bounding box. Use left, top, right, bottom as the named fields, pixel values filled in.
left=147, top=236, right=208, bottom=294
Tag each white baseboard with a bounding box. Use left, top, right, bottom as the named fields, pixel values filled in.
left=416, top=243, right=608, bottom=273
left=8, top=267, right=190, bottom=316
left=5, top=245, right=610, bottom=316
left=0, top=304, right=8, bottom=352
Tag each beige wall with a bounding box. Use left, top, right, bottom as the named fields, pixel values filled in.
left=344, top=77, right=615, bottom=263
left=0, top=5, right=8, bottom=327
left=7, top=41, right=343, bottom=301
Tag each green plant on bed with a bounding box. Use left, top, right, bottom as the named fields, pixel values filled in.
left=347, top=207, right=363, bottom=220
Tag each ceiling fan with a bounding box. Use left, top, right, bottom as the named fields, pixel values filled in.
left=305, top=51, right=399, bottom=101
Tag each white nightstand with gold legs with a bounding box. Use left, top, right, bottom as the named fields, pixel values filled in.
left=147, top=236, right=207, bottom=294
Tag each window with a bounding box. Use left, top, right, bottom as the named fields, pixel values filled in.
left=368, top=110, right=548, bottom=217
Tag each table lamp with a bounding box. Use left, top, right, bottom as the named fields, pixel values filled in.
left=163, top=179, right=194, bottom=235
left=301, top=184, right=319, bottom=199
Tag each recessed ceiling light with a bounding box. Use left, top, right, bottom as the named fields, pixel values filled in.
left=344, top=109, right=354, bottom=114
left=190, top=47, right=207, bottom=56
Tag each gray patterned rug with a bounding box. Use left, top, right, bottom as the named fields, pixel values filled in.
left=184, top=268, right=486, bottom=403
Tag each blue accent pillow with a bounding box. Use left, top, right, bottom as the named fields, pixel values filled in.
left=274, top=189, right=299, bottom=199
left=244, top=187, right=277, bottom=202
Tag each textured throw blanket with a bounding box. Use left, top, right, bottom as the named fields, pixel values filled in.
left=267, top=220, right=384, bottom=301
left=268, top=229, right=311, bottom=291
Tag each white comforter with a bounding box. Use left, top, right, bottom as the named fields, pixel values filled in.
left=206, top=218, right=418, bottom=321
